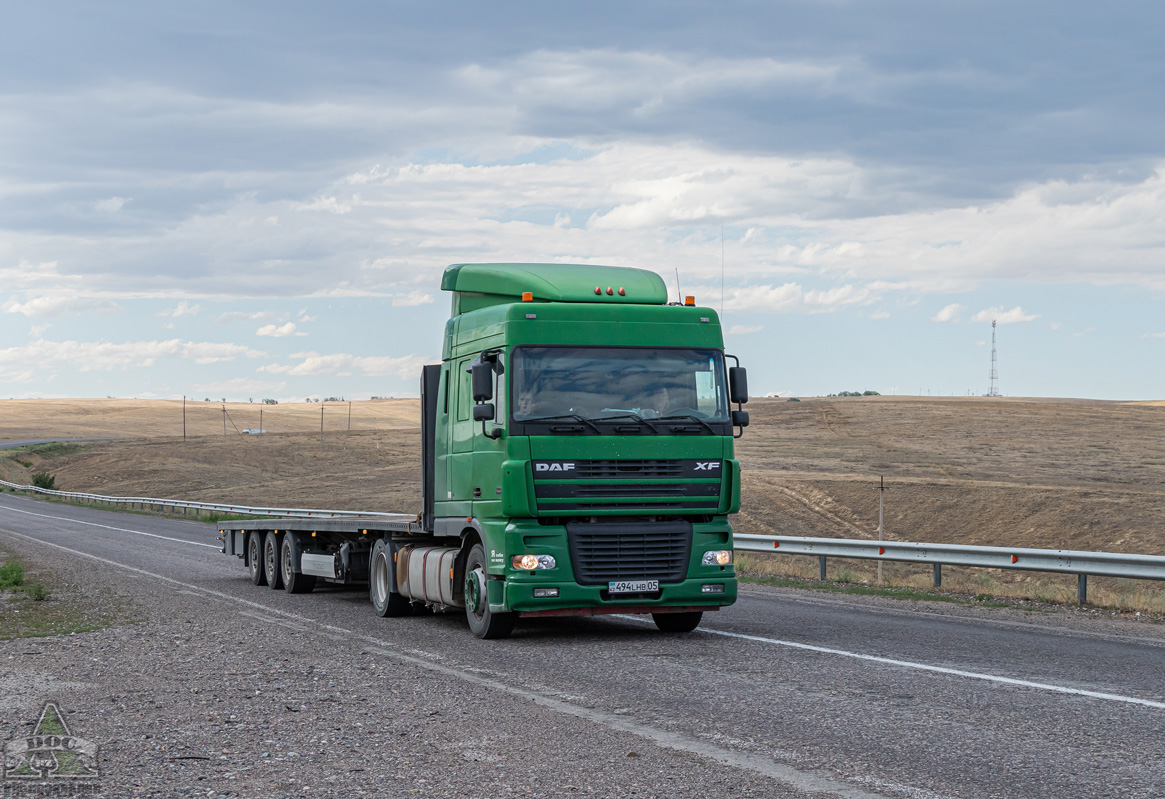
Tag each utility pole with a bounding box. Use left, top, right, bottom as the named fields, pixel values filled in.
left=874, top=474, right=890, bottom=583
left=320, top=405, right=324, bottom=455
left=183, top=395, right=186, bottom=442
left=222, top=404, right=227, bottom=437
left=348, top=400, right=352, bottom=432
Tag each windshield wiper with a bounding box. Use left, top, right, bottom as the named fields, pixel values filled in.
left=520, top=414, right=602, bottom=434
left=658, top=414, right=717, bottom=434
left=593, top=412, right=661, bottom=433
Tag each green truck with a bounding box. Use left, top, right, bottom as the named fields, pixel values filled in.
left=219, top=263, right=749, bottom=638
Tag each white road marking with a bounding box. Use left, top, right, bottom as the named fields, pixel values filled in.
left=616, top=615, right=1165, bottom=711
left=0, top=526, right=884, bottom=799
left=0, top=502, right=220, bottom=549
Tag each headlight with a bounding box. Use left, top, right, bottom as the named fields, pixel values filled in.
left=512, top=554, right=557, bottom=570
left=702, top=550, right=733, bottom=566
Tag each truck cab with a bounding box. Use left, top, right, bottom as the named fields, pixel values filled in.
left=418, top=263, right=748, bottom=637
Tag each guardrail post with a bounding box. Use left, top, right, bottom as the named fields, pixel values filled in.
left=1077, top=574, right=1088, bottom=606
left=933, top=563, right=942, bottom=588
left=818, top=555, right=827, bottom=581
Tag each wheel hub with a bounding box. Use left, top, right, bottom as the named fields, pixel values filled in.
left=464, top=567, right=485, bottom=614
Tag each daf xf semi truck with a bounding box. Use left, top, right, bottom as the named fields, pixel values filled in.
left=219, top=263, right=749, bottom=638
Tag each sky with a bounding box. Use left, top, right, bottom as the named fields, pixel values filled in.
left=1, top=1, right=1162, bottom=402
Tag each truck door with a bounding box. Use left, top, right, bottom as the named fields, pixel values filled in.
left=446, top=355, right=476, bottom=516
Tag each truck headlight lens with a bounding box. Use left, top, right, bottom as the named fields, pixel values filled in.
left=512, top=554, right=556, bottom=570
left=702, top=550, right=733, bottom=566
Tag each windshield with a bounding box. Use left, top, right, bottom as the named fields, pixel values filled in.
left=511, top=347, right=729, bottom=422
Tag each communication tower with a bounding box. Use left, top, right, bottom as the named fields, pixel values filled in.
left=986, top=319, right=1000, bottom=397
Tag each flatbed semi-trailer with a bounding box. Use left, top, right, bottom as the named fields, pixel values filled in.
left=220, top=263, right=750, bottom=639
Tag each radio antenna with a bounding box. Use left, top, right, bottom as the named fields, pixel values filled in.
left=674, top=268, right=683, bottom=303
left=720, top=225, right=725, bottom=319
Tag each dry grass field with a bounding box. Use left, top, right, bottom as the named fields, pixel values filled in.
left=2, top=395, right=1163, bottom=611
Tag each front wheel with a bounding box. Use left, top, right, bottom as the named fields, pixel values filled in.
left=370, top=538, right=412, bottom=617
left=652, top=611, right=703, bottom=633
left=464, top=543, right=514, bottom=639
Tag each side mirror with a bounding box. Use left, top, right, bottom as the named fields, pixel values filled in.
left=473, top=403, right=495, bottom=422
left=732, top=409, right=750, bottom=428
left=729, top=366, right=748, bottom=405
left=471, top=361, right=494, bottom=402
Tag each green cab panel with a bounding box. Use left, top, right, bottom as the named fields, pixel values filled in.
left=443, top=263, right=669, bottom=310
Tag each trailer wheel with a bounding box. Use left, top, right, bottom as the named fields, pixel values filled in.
left=652, top=611, right=703, bottom=633
left=464, top=543, right=514, bottom=639
left=370, top=538, right=411, bottom=617
left=281, top=535, right=315, bottom=594
left=247, top=532, right=267, bottom=586
left=264, top=531, right=284, bottom=590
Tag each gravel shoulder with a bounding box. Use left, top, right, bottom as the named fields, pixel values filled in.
left=0, top=534, right=832, bottom=799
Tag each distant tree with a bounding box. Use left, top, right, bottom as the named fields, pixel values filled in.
left=262, top=398, right=278, bottom=405
left=863, top=390, right=881, bottom=396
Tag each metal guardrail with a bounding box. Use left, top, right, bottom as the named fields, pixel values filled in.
left=0, top=479, right=396, bottom=519
left=734, top=534, right=1165, bottom=604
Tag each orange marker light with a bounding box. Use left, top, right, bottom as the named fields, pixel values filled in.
left=606, top=286, right=613, bottom=295
left=594, top=286, right=602, bottom=295
left=618, top=287, right=625, bottom=295
left=684, top=295, right=696, bottom=306
left=522, top=291, right=533, bottom=302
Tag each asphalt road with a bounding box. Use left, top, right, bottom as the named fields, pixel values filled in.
left=2, top=492, right=1163, bottom=798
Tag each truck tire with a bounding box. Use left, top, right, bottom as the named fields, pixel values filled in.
left=281, top=534, right=316, bottom=594
left=370, top=538, right=411, bottom=617
left=652, top=611, right=703, bottom=633
left=264, top=531, right=284, bottom=590
left=247, top=532, right=267, bottom=586
left=464, top=543, right=514, bottom=639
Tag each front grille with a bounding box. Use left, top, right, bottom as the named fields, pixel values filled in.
left=566, top=521, right=692, bottom=585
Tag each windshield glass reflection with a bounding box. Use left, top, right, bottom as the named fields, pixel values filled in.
left=511, top=347, right=729, bottom=422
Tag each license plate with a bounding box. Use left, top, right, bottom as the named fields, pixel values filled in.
left=608, top=579, right=659, bottom=594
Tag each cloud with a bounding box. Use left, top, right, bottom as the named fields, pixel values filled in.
left=0, top=338, right=266, bottom=380
left=390, top=291, right=434, bottom=307
left=298, top=196, right=352, bottom=214
left=717, top=282, right=874, bottom=315
left=217, top=311, right=273, bottom=324
left=930, top=303, right=965, bottom=323
left=970, top=306, right=1039, bottom=324
left=2, top=294, right=121, bottom=318
left=256, top=322, right=305, bottom=337
left=260, top=352, right=431, bottom=379
left=158, top=301, right=201, bottom=318
left=94, top=196, right=128, bottom=213
left=726, top=325, right=764, bottom=336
